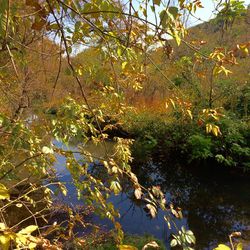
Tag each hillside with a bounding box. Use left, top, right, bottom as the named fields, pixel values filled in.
left=142, top=8, right=250, bottom=113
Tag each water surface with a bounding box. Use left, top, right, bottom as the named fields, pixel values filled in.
left=53, top=141, right=250, bottom=249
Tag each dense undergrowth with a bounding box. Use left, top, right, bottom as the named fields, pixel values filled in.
left=122, top=109, right=250, bottom=171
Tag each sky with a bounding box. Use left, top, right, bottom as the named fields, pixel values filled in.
left=132, top=0, right=250, bottom=27
left=190, top=0, right=250, bottom=25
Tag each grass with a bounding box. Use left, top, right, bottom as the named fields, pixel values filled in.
left=85, top=233, right=166, bottom=250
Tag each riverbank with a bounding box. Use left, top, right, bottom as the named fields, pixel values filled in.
left=118, top=110, right=250, bottom=173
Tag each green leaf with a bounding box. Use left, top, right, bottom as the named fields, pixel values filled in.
left=170, top=239, right=178, bottom=247
left=110, top=181, right=122, bottom=195
left=159, top=10, right=168, bottom=28
left=48, top=23, right=58, bottom=30
left=0, top=0, right=8, bottom=37
left=168, top=6, right=179, bottom=18
left=0, top=184, right=9, bottom=200
left=65, top=67, right=72, bottom=75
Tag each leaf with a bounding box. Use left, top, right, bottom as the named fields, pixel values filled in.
left=153, top=0, right=161, bottom=6
left=122, top=61, right=128, bottom=70
left=110, top=181, right=122, bottom=195
left=0, top=0, right=8, bottom=37
left=26, top=0, right=41, bottom=9
left=130, top=173, right=138, bottom=183
left=206, top=123, right=212, bottom=134
left=146, top=204, right=157, bottom=218
left=171, top=28, right=181, bottom=46
left=213, top=244, right=231, bottom=250
left=42, top=146, right=54, bottom=154
left=212, top=126, right=218, bottom=137
left=28, top=241, right=37, bottom=249
left=118, top=245, right=138, bottom=250
left=16, top=233, right=28, bottom=244
left=0, top=184, right=9, bottom=200
left=236, top=243, right=243, bottom=250
left=31, top=19, right=46, bottom=31
left=0, top=234, right=10, bottom=250
left=134, top=188, right=142, bottom=199
left=165, top=102, right=169, bottom=109
left=159, top=10, right=168, bottom=28
left=169, top=98, right=176, bottom=109
left=58, top=183, right=67, bottom=196
left=168, top=6, right=179, bottom=18
left=65, top=67, right=72, bottom=75
left=18, top=225, right=38, bottom=235
left=0, top=223, right=7, bottom=230
left=170, top=239, right=178, bottom=247
left=187, top=109, right=193, bottom=120
left=142, top=241, right=159, bottom=250
left=47, top=23, right=58, bottom=30
left=117, top=47, right=122, bottom=57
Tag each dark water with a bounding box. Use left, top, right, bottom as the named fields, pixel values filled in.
left=53, top=142, right=250, bottom=249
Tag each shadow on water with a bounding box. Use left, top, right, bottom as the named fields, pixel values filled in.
left=53, top=141, right=250, bottom=250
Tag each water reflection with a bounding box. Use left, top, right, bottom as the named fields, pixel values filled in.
left=53, top=142, right=250, bottom=249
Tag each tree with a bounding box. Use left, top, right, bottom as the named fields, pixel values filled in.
left=0, top=0, right=248, bottom=249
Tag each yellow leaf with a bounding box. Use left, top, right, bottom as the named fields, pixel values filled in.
left=187, top=109, right=193, bottom=120
left=213, top=244, right=231, bottom=250
left=236, top=243, right=243, bottom=250
left=122, top=61, right=128, bottom=70
left=118, top=245, right=138, bottom=250
left=165, top=102, right=169, bottom=109
left=77, top=67, right=83, bottom=76
left=212, top=126, right=218, bottom=137
left=28, top=241, right=37, bottom=249
left=110, top=181, right=122, bottom=195
left=174, top=31, right=181, bottom=46
left=0, top=184, right=10, bottom=200
left=134, top=188, right=142, bottom=199
left=16, top=233, right=28, bottom=245
left=146, top=204, right=157, bottom=218
left=42, top=146, right=54, bottom=154
left=206, top=124, right=212, bottom=134
left=169, top=98, right=176, bottom=109
left=117, top=47, right=122, bottom=57
left=0, top=234, right=10, bottom=250
left=18, top=225, right=38, bottom=235
left=142, top=241, right=159, bottom=250
left=0, top=223, right=7, bottom=230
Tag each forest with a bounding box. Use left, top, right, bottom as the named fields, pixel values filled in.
left=0, top=0, right=249, bottom=249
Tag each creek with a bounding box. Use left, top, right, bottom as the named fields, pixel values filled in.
left=53, top=141, right=250, bottom=250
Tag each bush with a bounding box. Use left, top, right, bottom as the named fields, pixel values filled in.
left=186, top=134, right=213, bottom=162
